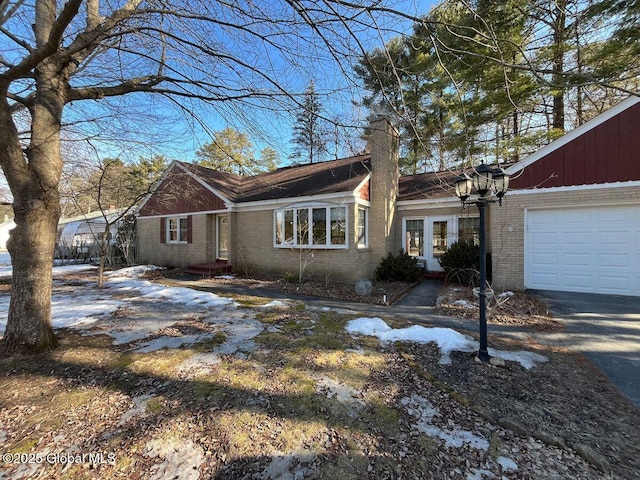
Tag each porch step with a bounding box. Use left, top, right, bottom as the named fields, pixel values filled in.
left=423, top=271, right=445, bottom=280
left=183, top=261, right=232, bottom=277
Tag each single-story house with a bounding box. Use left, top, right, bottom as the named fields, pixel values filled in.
left=137, top=97, right=640, bottom=297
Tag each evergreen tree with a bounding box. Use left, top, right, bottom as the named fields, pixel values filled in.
left=196, top=128, right=276, bottom=175
left=291, top=81, right=328, bottom=164
left=130, top=155, right=169, bottom=191
left=355, top=0, right=639, bottom=171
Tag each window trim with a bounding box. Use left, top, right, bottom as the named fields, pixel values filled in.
left=402, top=217, right=426, bottom=258
left=167, top=216, right=188, bottom=244
left=402, top=214, right=480, bottom=259
left=357, top=206, right=368, bottom=248
left=274, top=204, right=349, bottom=249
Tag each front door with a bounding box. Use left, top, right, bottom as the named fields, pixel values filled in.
left=427, top=216, right=455, bottom=271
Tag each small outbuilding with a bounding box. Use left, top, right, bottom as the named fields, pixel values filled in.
left=56, top=209, right=124, bottom=260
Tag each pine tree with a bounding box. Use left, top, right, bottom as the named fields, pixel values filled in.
left=291, top=81, right=327, bottom=164
left=196, top=128, right=277, bottom=175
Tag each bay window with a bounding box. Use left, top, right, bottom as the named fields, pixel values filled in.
left=275, top=205, right=347, bottom=248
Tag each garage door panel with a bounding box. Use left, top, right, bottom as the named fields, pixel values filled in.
left=597, top=209, right=627, bottom=223
left=565, top=210, right=593, bottom=223
left=526, top=205, right=639, bottom=296
left=562, top=232, right=592, bottom=247
left=562, top=252, right=593, bottom=267
left=529, top=211, right=558, bottom=225
left=563, top=273, right=595, bottom=289
left=530, top=272, right=559, bottom=289
left=530, top=231, right=557, bottom=245
left=598, top=276, right=632, bottom=294
left=530, top=252, right=558, bottom=266
left=598, top=231, right=632, bottom=246
left=598, top=253, right=631, bottom=269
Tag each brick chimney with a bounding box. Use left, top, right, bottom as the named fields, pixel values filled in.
left=366, top=116, right=399, bottom=274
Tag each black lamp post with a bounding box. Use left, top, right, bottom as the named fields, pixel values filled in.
left=454, top=164, right=510, bottom=362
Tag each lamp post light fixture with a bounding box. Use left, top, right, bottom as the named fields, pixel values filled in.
left=454, top=164, right=510, bottom=362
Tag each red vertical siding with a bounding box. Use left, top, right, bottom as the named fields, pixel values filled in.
left=138, top=167, right=227, bottom=216
left=604, top=116, right=619, bottom=183
left=562, top=140, right=574, bottom=186
left=583, top=129, right=596, bottom=183
left=510, top=100, right=640, bottom=189
left=618, top=108, right=632, bottom=181
left=631, top=105, right=640, bottom=170
left=573, top=133, right=585, bottom=185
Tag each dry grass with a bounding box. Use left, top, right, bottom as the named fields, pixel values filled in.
left=0, top=277, right=638, bottom=479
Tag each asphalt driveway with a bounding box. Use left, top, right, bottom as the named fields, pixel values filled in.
left=530, top=290, right=640, bottom=409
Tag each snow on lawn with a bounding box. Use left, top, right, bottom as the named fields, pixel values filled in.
left=0, top=265, right=248, bottom=353
left=0, top=260, right=97, bottom=279
left=0, top=264, right=122, bottom=331
left=346, top=317, right=548, bottom=369
left=105, top=266, right=234, bottom=310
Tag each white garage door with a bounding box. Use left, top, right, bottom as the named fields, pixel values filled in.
left=525, top=205, right=640, bottom=296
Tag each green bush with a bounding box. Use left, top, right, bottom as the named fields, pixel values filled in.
left=281, top=271, right=298, bottom=284
left=438, top=241, right=480, bottom=286
left=375, top=250, right=423, bottom=283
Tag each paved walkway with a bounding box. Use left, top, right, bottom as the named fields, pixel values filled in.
left=164, top=276, right=639, bottom=409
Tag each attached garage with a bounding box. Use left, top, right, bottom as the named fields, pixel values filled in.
left=525, top=205, right=640, bottom=296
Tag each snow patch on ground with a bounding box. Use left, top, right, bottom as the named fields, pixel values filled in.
left=346, top=317, right=548, bottom=369
left=144, top=436, right=205, bottom=480
left=118, top=394, right=155, bottom=426
left=497, top=455, right=519, bottom=471
left=400, top=395, right=490, bottom=450
left=314, top=374, right=365, bottom=408
left=488, top=348, right=548, bottom=370
left=346, top=317, right=477, bottom=365
left=259, top=300, right=288, bottom=308
left=466, top=468, right=496, bottom=480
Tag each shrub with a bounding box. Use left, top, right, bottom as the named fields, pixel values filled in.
left=282, top=271, right=298, bottom=284
left=438, top=241, right=480, bottom=286
left=375, top=250, right=423, bottom=283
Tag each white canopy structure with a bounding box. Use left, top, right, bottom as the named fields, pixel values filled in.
left=56, top=209, right=125, bottom=259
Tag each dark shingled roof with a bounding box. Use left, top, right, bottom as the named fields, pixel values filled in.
left=178, top=155, right=371, bottom=203
left=398, top=163, right=516, bottom=201
left=178, top=157, right=512, bottom=204
left=177, top=162, right=243, bottom=201
left=398, top=170, right=458, bottom=201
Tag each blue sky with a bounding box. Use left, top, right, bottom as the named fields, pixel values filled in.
left=1, top=0, right=437, bottom=173
left=83, top=0, right=438, bottom=167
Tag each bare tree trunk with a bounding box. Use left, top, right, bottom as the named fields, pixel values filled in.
left=3, top=196, right=60, bottom=353
left=552, top=0, right=567, bottom=132
left=0, top=52, right=65, bottom=354
left=98, top=226, right=110, bottom=289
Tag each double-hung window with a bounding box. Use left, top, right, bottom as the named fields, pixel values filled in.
left=168, top=217, right=188, bottom=243
left=275, top=205, right=347, bottom=248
